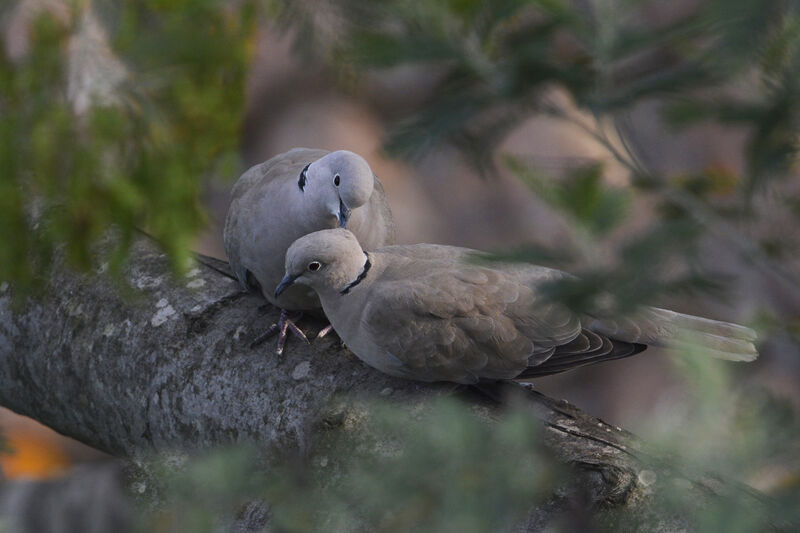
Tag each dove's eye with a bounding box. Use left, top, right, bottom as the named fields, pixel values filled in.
left=333, top=174, right=340, bottom=187
left=308, top=261, right=322, bottom=272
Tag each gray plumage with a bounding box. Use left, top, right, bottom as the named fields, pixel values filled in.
left=224, top=148, right=394, bottom=311
left=277, top=229, right=758, bottom=384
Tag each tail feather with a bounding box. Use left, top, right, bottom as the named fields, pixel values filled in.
left=588, top=307, right=758, bottom=362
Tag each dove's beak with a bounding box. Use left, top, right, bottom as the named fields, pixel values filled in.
left=274, top=273, right=299, bottom=298
left=338, top=199, right=351, bottom=228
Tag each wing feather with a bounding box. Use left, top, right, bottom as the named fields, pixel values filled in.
left=361, top=259, right=581, bottom=383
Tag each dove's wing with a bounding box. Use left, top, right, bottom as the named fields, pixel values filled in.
left=360, top=255, right=581, bottom=383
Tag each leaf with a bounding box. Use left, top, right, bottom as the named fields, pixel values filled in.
left=506, top=155, right=630, bottom=235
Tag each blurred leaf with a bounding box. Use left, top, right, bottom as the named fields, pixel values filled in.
left=671, top=165, right=742, bottom=199
left=474, top=243, right=578, bottom=269
left=507, top=155, right=630, bottom=235
left=535, top=220, right=723, bottom=317
left=1, top=1, right=256, bottom=292
left=143, top=398, right=559, bottom=533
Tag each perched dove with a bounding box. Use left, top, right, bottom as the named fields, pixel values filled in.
left=224, top=149, right=394, bottom=354
left=275, top=229, right=758, bottom=383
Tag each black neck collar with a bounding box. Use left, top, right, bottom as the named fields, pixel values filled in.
left=298, top=163, right=310, bottom=191
left=340, top=253, right=371, bottom=295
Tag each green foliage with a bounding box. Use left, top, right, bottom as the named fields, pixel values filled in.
left=329, top=0, right=590, bottom=163
left=0, top=0, right=255, bottom=292
left=139, top=399, right=560, bottom=533
left=506, top=156, right=630, bottom=236
left=325, top=0, right=789, bottom=169
left=139, top=378, right=799, bottom=532
left=321, top=0, right=800, bottom=281
left=603, top=348, right=800, bottom=532
left=502, top=155, right=720, bottom=317
left=663, top=10, right=800, bottom=190
left=140, top=445, right=266, bottom=533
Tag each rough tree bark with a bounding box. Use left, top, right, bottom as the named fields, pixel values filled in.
left=0, top=236, right=770, bottom=531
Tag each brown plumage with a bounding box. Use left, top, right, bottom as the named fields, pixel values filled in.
left=277, top=229, right=757, bottom=384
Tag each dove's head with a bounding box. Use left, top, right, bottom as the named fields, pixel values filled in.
left=276, top=229, right=367, bottom=297
left=299, top=150, right=374, bottom=228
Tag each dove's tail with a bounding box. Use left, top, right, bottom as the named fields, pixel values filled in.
left=588, top=307, right=758, bottom=362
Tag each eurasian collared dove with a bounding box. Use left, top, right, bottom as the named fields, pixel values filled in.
left=224, top=149, right=394, bottom=354
left=275, top=229, right=758, bottom=384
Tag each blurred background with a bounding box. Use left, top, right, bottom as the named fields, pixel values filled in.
left=1, top=0, right=798, bottom=529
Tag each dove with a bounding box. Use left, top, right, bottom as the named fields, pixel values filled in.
left=224, top=149, right=394, bottom=354
left=275, top=229, right=758, bottom=384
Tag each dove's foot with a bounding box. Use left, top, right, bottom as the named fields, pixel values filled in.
left=251, top=309, right=310, bottom=355
left=316, top=324, right=335, bottom=339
